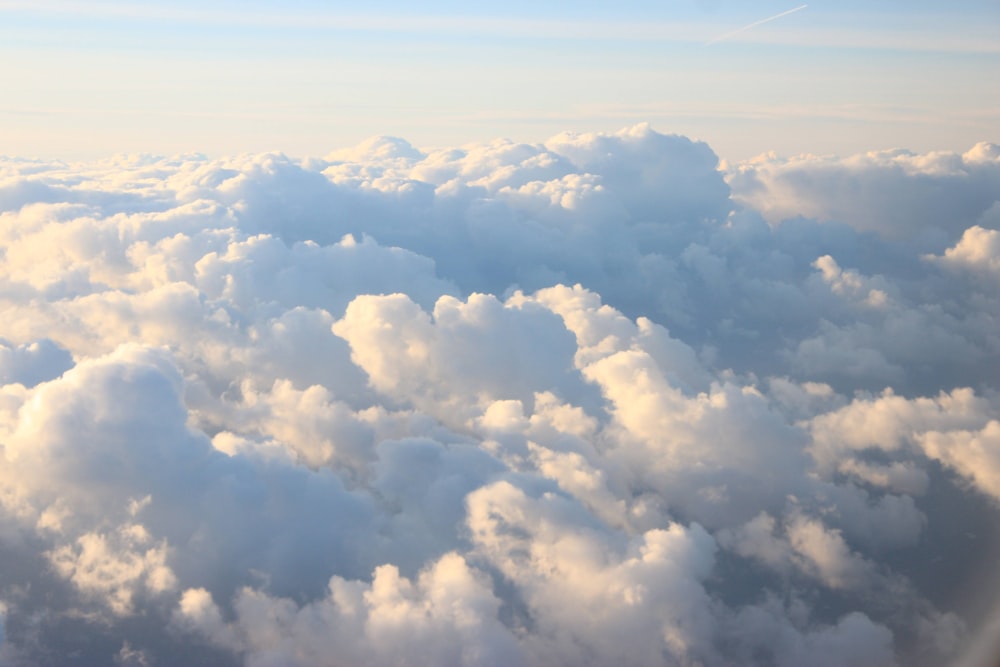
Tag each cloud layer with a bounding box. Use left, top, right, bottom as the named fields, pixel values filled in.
left=1, top=125, right=999, bottom=666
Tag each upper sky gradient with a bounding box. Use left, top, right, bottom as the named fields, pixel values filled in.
left=2, top=0, right=997, bottom=159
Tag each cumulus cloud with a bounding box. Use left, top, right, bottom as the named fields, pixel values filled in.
left=48, top=523, right=177, bottom=616
left=0, top=126, right=998, bottom=666
left=728, top=143, right=1000, bottom=249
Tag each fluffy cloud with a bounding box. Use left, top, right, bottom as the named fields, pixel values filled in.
left=728, top=143, right=1000, bottom=249
left=48, top=523, right=177, bottom=616
left=175, top=551, right=524, bottom=667
left=0, top=126, right=998, bottom=666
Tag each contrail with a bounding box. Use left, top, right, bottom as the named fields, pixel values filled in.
left=706, top=4, right=807, bottom=45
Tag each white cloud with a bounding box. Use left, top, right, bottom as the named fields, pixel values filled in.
left=48, top=523, right=177, bottom=616
left=918, top=421, right=1000, bottom=503
left=785, top=514, right=876, bottom=590
left=728, top=143, right=1000, bottom=248
left=175, top=552, right=524, bottom=667
left=332, top=291, right=581, bottom=426
left=0, top=128, right=997, bottom=666
left=930, top=224, right=1000, bottom=275
left=465, top=480, right=719, bottom=666
left=807, top=387, right=995, bottom=476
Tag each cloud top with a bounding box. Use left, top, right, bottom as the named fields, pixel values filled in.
left=0, top=126, right=998, bottom=666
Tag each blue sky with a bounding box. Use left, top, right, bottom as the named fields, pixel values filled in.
left=1, top=0, right=997, bottom=159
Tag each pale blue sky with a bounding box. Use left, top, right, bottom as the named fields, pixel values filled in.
left=1, top=0, right=997, bottom=159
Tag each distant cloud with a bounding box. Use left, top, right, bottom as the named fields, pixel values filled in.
left=728, top=143, right=1000, bottom=247
left=0, top=126, right=998, bottom=665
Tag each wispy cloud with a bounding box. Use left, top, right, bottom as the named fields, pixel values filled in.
left=2, top=1, right=997, bottom=54
left=706, top=4, right=808, bottom=45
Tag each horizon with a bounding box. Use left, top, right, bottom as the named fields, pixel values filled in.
left=2, top=1, right=998, bottom=161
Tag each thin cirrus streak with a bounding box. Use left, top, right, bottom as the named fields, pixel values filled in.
left=706, top=4, right=808, bottom=45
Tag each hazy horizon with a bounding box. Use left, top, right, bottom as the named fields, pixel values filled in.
left=2, top=1, right=998, bottom=160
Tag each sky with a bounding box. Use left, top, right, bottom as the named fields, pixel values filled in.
left=1, top=0, right=998, bottom=160
left=3, top=3, right=1000, bottom=667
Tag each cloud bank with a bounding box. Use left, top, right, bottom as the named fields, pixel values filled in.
left=1, top=125, right=999, bottom=666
